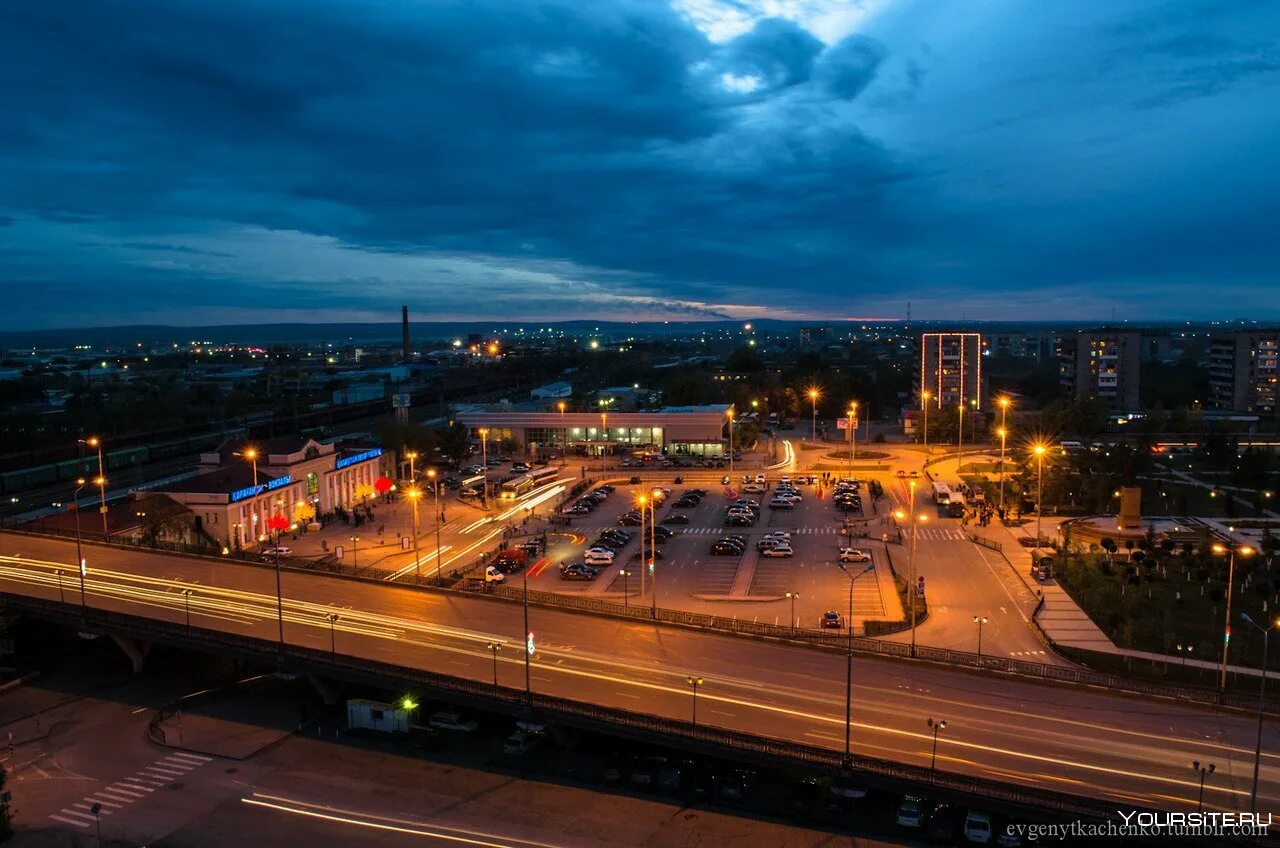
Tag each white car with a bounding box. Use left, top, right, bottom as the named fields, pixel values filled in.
left=768, top=498, right=795, bottom=510
left=838, top=548, right=872, bottom=563
left=743, top=483, right=764, bottom=493
left=502, top=730, right=541, bottom=756
left=780, top=475, right=791, bottom=484
left=584, top=549, right=616, bottom=565
left=754, top=474, right=766, bottom=484
left=762, top=531, right=792, bottom=543
left=964, top=810, right=993, bottom=844
left=429, top=711, right=479, bottom=733
left=761, top=544, right=794, bottom=557
left=261, top=546, right=291, bottom=556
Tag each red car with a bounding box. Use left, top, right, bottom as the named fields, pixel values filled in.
left=821, top=611, right=843, bottom=629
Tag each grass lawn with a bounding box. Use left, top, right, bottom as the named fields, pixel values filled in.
left=1054, top=548, right=1280, bottom=673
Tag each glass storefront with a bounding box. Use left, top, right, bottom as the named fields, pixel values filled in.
left=527, top=426, right=664, bottom=447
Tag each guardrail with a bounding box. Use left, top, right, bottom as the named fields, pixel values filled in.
left=0, top=592, right=1144, bottom=823
left=969, top=533, right=1003, bottom=552
left=4, top=527, right=1277, bottom=715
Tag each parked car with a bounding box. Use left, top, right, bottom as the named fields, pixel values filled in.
left=261, top=546, right=291, bottom=556
left=820, top=611, right=842, bottom=629
left=928, top=803, right=958, bottom=842
left=896, top=796, right=926, bottom=828
left=761, top=544, right=794, bottom=557
left=429, top=711, right=479, bottom=733
left=560, top=563, right=600, bottom=581
left=965, top=810, right=993, bottom=844
left=618, top=512, right=643, bottom=526
left=838, top=548, right=872, bottom=563
left=584, top=549, right=616, bottom=565
left=512, top=462, right=531, bottom=473
left=743, top=483, right=764, bottom=493
left=768, top=497, right=795, bottom=509
left=711, top=541, right=743, bottom=555
left=442, top=475, right=462, bottom=489
left=661, top=514, right=690, bottom=524
left=502, top=730, right=541, bottom=756
left=652, top=525, right=675, bottom=541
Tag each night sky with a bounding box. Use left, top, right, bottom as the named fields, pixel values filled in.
left=2, top=0, right=1278, bottom=329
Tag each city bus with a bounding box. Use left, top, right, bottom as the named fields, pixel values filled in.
left=499, top=467, right=559, bottom=499
left=931, top=481, right=952, bottom=506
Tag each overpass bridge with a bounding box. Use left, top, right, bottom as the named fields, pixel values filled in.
left=0, top=530, right=1275, bottom=821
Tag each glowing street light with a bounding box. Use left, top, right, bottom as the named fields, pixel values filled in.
left=79, top=436, right=108, bottom=536
left=920, top=390, right=932, bottom=451
left=1032, top=443, right=1048, bottom=546
left=1212, top=542, right=1255, bottom=689
left=807, top=387, right=820, bottom=440
left=973, top=615, right=989, bottom=660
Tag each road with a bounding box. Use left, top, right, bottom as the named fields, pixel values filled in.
left=0, top=531, right=1274, bottom=814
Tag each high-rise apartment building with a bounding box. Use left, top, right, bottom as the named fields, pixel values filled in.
left=1057, top=330, right=1141, bottom=410
left=1208, top=332, right=1279, bottom=416
left=917, top=332, right=983, bottom=410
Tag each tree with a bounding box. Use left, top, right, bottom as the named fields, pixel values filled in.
left=136, top=496, right=192, bottom=547
left=435, top=423, right=472, bottom=467
left=725, top=345, right=764, bottom=372
left=1100, top=537, right=1117, bottom=566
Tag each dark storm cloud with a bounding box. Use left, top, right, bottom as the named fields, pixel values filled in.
left=0, top=0, right=1278, bottom=327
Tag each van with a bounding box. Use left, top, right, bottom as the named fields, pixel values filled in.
left=964, top=810, right=993, bottom=843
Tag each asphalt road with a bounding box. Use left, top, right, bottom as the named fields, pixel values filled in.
left=0, top=531, right=1274, bottom=814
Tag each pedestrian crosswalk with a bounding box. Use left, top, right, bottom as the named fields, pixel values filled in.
left=49, top=751, right=212, bottom=828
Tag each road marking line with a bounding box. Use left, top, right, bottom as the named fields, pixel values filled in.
left=72, top=802, right=110, bottom=815
left=166, top=753, right=211, bottom=768
left=103, top=784, right=146, bottom=797
left=158, top=758, right=197, bottom=769
left=95, top=788, right=140, bottom=802
left=118, top=781, right=154, bottom=792
left=84, top=796, right=123, bottom=808
left=50, top=814, right=91, bottom=827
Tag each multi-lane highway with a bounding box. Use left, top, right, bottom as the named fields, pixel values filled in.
left=0, top=530, right=1273, bottom=814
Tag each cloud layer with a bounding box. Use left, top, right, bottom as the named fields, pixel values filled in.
left=1, top=0, right=1278, bottom=328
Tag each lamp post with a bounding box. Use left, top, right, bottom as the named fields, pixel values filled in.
left=1213, top=543, right=1255, bottom=689
left=786, top=590, right=798, bottom=632
left=807, top=388, right=820, bottom=441
left=636, top=494, right=648, bottom=599
left=686, top=676, right=704, bottom=725
left=428, top=470, right=443, bottom=584
left=648, top=496, right=657, bottom=621
left=183, top=589, right=193, bottom=633
left=1032, top=443, right=1048, bottom=547
left=896, top=485, right=927, bottom=657
left=274, top=544, right=287, bottom=649
left=478, top=428, right=489, bottom=507
left=956, top=403, right=965, bottom=466
left=973, top=615, right=988, bottom=660
left=619, top=569, right=631, bottom=608
left=73, top=477, right=88, bottom=615
left=1239, top=612, right=1275, bottom=814
left=557, top=401, right=567, bottom=465
left=406, top=486, right=422, bottom=578
left=1191, top=761, right=1215, bottom=813
left=835, top=561, right=875, bottom=761
left=405, top=450, right=418, bottom=482
left=849, top=400, right=858, bottom=466
left=55, top=569, right=65, bottom=604
left=926, top=718, right=947, bottom=770
left=349, top=535, right=360, bottom=569
left=486, top=641, right=502, bottom=687
left=523, top=568, right=532, bottom=703
left=920, top=390, right=931, bottom=452
left=727, top=407, right=735, bottom=480
left=996, top=427, right=1008, bottom=514
left=79, top=436, right=108, bottom=536
left=234, top=447, right=259, bottom=488
left=327, top=612, right=340, bottom=662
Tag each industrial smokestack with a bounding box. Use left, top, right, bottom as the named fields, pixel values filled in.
left=401, top=305, right=411, bottom=362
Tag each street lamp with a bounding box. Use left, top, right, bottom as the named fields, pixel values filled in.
left=557, top=401, right=567, bottom=465
left=727, top=407, right=735, bottom=480
left=183, top=589, right=193, bottom=633
left=405, top=450, right=418, bottom=481
left=847, top=401, right=858, bottom=477
left=327, top=612, right=340, bottom=661
left=807, top=387, right=820, bottom=440
left=835, top=561, right=875, bottom=762
left=920, top=390, right=931, bottom=451
left=1032, top=443, right=1048, bottom=546
left=427, top=470, right=443, bottom=584
left=478, top=428, right=490, bottom=507
left=686, top=676, right=704, bottom=726
left=79, top=436, right=108, bottom=536
left=786, top=590, right=798, bottom=632
left=636, top=494, right=648, bottom=599
left=486, top=641, right=502, bottom=687
left=1191, top=761, right=1215, bottom=813
left=1239, top=612, right=1276, bottom=814
left=996, top=426, right=1008, bottom=514
left=973, top=615, right=988, bottom=660
left=1212, top=543, right=1255, bottom=689
left=72, top=477, right=88, bottom=616
left=55, top=568, right=65, bottom=604
left=234, top=447, right=259, bottom=488
left=895, top=488, right=927, bottom=657
left=349, top=535, right=360, bottom=569
left=405, top=486, right=422, bottom=578
left=926, top=718, right=947, bottom=770
left=619, top=569, right=631, bottom=608
left=956, top=402, right=965, bottom=465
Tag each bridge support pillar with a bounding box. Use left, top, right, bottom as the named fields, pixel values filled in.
left=307, top=675, right=340, bottom=706
left=109, top=631, right=151, bottom=674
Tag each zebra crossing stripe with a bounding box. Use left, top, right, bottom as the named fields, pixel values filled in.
left=168, top=752, right=212, bottom=763
left=50, top=814, right=91, bottom=827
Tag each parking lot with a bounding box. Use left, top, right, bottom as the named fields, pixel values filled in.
left=518, top=475, right=904, bottom=632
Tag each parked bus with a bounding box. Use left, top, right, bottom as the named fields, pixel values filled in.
left=499, top=467, right=559, bottom=499
left=931, top=481, right=952, bottom=505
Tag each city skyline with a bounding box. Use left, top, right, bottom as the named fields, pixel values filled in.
left=3, top=0, right=1279, bottom=329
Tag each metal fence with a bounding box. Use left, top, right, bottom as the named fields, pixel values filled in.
left=969, top=533, right=1003, bottom=552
